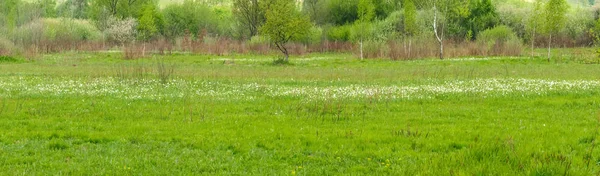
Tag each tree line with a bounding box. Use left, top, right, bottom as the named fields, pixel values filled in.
left=0, top=0, right=598, bottom=60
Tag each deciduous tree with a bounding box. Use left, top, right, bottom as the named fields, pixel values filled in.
left=526, top=0, right=544, bottom=58
left=356, top=0, right=375, bottom=60
left=261, top=0, right=312, bottom=62
left=233, top=0, right=264, bottom=38
left=544, top=0, right=568, bottom=61
left=404, top=0, right=417, bottom=57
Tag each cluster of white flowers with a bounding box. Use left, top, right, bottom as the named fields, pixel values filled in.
left=437, top=57, right=526, bottom=62
left=210, top=57, right=336, bottom=62
left=0, top=76, right=597, bottom=101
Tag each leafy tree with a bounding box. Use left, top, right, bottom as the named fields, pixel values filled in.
left=104, top=16, right=137, bottom=45
left=590, top=16, right=600, bottom=45
left=0, top=0, right=20, bottom=29
left=544, top=0, right=569, bottom=61
left=404, top=0, right=417, bottom=57
left=261, top=0, right=312, bottom=62
left=232, top=0, right=264, bottom=38
left=163, top=1, right=235, bottom=39
left=37, top=0, right=57, bottom=18
left=57, top=0, right=90, bottom=19
left=525, top=0, right=544, bottom=57
left=373, top=0, right=401, bottom=18
left=466, top=0, right=499, bottom=40
left=327, top=0, right=359, bottom=25
left=137, top=4, right=158, bottom=41
left=92, top=0, right=119, bottom=16
left=137, top=4, right=158, bottom=56
left=90, top=0, right=152, bottom=19
left=428, top=0, right=457, bottom=59
left=356, top=0, right=375, bottom=60
left=302, top=0, right=329, bottom=25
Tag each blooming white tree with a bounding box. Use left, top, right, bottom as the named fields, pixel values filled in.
left=104, top=16, right=137, bottom=46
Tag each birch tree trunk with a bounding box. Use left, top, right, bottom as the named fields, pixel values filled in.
left=433, top=4, right=444, bottom=60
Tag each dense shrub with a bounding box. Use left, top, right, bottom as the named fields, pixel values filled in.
left=477, top=25, right=519, bottom=44
left=163, top=2, right=235, bottom=39
left=0, top=37, right=17, bottom=55
left=326, top=25, right=352, bottom=41
left=304, top=26, right=323, bottom=44
left=326, top=0, right=359, bottom=25
left=12, top=18, right=102, bottom=46
left=0, top=55, right=19, bottom=62
left=562, top=7, right=594, bottom=43
left=477, top=25, right=522, bottom=55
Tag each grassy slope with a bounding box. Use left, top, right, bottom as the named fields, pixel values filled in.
left=0, top=52, right=599, bottom=174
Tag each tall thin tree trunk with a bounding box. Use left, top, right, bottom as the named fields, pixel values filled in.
left=433, top=3, right=444, bottom=60
left=438, top=43, right=444, bottom=61
left=547, top=34, right=552, bottom=62
left=531, top=26, right=535, bottom=58
left=360, top=39, right=363, bottom=60
left=409, top=38, right=412, bottom=59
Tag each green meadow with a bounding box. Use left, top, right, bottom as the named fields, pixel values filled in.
left=0, top=52, right=600, bottom=175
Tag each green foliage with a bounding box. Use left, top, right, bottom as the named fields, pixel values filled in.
left=403, top=0, right=417, bottom=37
left=163, top=1, right=234, bottom=39
left=326, top=25, right=352, bottom=41
left=476, top=25, right=520, bottom=45
left=90, top=0, right=154, bottom=20
left=261, top=0, right=312, bottom=60
left=0, top=56, right=19, bottom=62
left=467, top=0, right=499, bottom=40
left=12, top=18, right=102, bottom=46
left=524, top=0, right=544, bottom=41
left=327, top=0, right=359, bottom=25
left=37, top=0, right=57, bottom=18
left=232, top=0, right=265, bottom=38
left=303, top=0, right=329, bottom=25
left=248, top=35, right=270, bottom=45
left=136, top=4, right=160, bottom=41
left=163, top=1, right=208, bottom=38
left=305, top=26, right=323, bottom=44
left=0, top=0, right=20, bottom=29
left=590, top=18, right=600, bottom=45
left=325, top=0, right=400, bottom=25
left=57, top=0, right=90, bottom=19
left=355, top=0, right=375, bottom=43
left=563, top=7, right=593, bottom=40
left=0, top=37, right=16, bottom=54
left=357, top=0, right=375, bottom=23
left=544, top=0, right=569, bottom=35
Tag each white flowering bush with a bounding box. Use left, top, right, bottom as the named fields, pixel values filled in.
left=104, top=17, right=137, bottom=45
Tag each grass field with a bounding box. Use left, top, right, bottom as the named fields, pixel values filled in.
left=0, top=52, right=600, bottom=175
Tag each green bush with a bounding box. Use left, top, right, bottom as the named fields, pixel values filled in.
left=248, top=35, right=270, bottom=46
left=477, top=25, right=520, bottom=45
left=326, top=25, right=351, bottom=41
left=0, top=55, right=19, bottom=62
left=163, top=2, right=235, bottom=39
left=12, top=18, right=102, bottom=46
left=477, top=25, right=522, bottom=55
left=0, top=37, right=17, bottom=54
left=304, top=26, right=323, bottom=44
left=362, top=40, right=388, bottom=58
